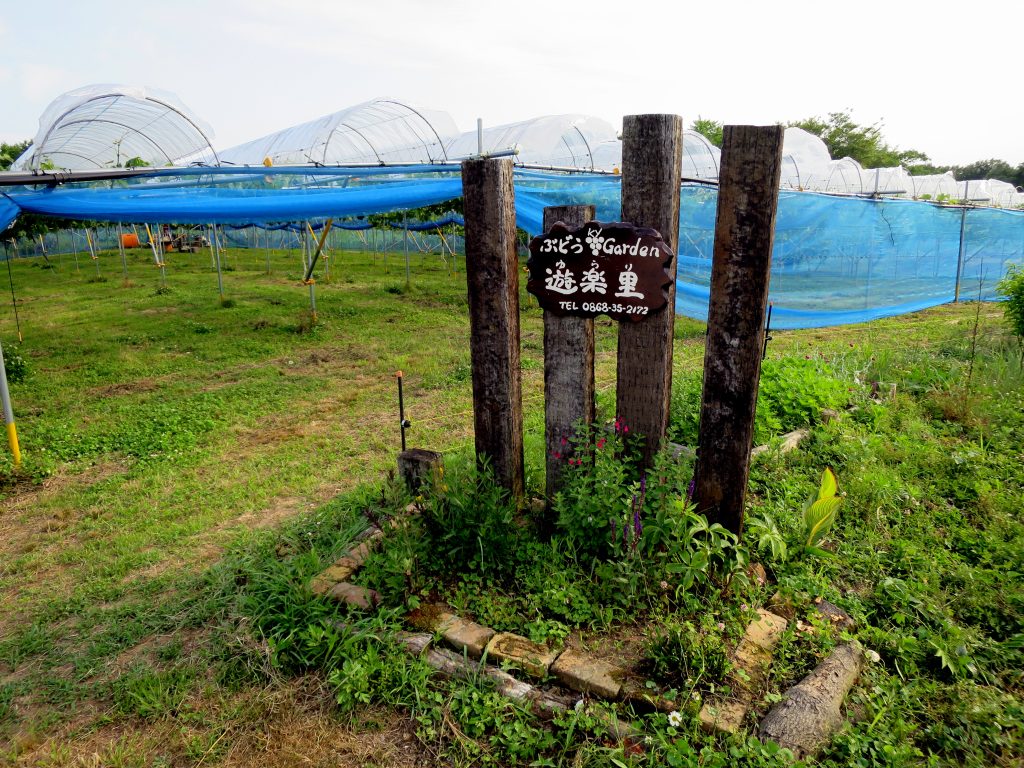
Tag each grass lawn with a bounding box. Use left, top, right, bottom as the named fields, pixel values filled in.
left=0, top=241, right=1021, bottom=766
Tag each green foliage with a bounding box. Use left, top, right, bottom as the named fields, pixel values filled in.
left=111, top=666, right=193, bottom=720
left=997, top=264, right=1024, bottom=348
left=643, top=619, right=732, bottom=691
left=790, top=110, right=928, bottom=168
left=801, top=467, right=842, bottom=555
left=669, top=357, right=848, bottom=446
left=0, top=140, right=30, bottom=171
left=2, top=343, right=28, bottom=383
left=418, top=461, right=520, bottom=576
left=689, top=117, right=723, bottom=148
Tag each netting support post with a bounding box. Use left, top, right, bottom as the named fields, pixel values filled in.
left=404, top=211, right=411, bottom=288
left=542, top=205, right=596, bottom=501
left=212, top=224, right=225, bottom=300
left=692, top=125, right=785, bottom=537
left=462, top=157, right=524, bottom=502
left=117, top=223, right=128, bottom=280
left=954, top=203, right=968, bottom=303
left=615, top=114, right=683, bottom=466
left=0, top=338, right=21, bottom=467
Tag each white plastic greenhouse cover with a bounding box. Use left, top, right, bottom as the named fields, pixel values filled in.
left=780, top=127, right=832, bottom=190
left=216, top=98, right=459, bottom=166
left=12, top=84, right=218, bottom=170
left=445, top=115, right=619, bottom=170
left=909, top=173, right=959, bottom=200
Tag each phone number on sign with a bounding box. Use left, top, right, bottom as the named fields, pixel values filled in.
left=581, top=302, right=648, bottom=315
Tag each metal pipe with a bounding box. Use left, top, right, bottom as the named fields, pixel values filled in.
left=212, top=224, right=224, bottom=299
left=0, top=338, right=21, bottom=466
left=404, top=211, right=411, bottom=287
left=4, top=243, right=22, bottom=342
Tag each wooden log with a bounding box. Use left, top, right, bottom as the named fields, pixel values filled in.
left=461, top=158, right=525, bottom=501
left=395, top=633, right=575, bottom=720
left=616, top=114, right=683, bottom=465
left=542, top=204, right=596, bottom=499
left=692, top=125, right=784, bottom=535
left=397, top=448, right=443, bottom=495
left=758, top=641, right=864, bottom=759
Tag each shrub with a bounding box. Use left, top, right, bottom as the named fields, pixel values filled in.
left=997, top=264, right=1024, bottom=351
left=2, top=344, right=27, bottom=383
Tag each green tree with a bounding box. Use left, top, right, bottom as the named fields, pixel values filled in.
left=689, top=117, right=723, bottom=148
left=951, top=159, right=1024, bottom=188
left=0, top=140, right=31, bottom=171
left=790, top=110, right=928, bottom=168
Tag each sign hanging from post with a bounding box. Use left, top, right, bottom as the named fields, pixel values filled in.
left=527, top=221, right=673, bottom=322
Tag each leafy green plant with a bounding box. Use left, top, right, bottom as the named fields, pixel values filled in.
left=111, top=666, right=193, bottom=720
left=997, top=264, right=1024, bottom=354
left=418, top=460, right=519, bottom=576
left=801, top=468, right=842, bottom=556
left=2, top=344, right=27, bottom=383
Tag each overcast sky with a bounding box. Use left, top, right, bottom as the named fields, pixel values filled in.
left=1, top=0, right=1021, bottom=167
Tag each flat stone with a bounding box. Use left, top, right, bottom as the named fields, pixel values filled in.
left=550, top=648, right=623, bottom=699
left=310, top=574, right=335, bottom=597
left=752, top=428, right=809, bottom=458
left=407, top=604, right=455, bottom=632
left=746, top=609, right=788, bottom=651
left=319, top=562, right=358, bottom=584
left=345, top=539, right=377, bottom=567
left=699, top=609, right=788, bottom=734
left=438, top=616, right=496, bottom=658
left=699, top=698, right=747, bottom=734
left=328, top=582, right=380, bottom=610
left=485, top=633, right=560, bottom=677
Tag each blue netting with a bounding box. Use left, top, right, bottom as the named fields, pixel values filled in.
left=4, top=169, right=1023, bottom=328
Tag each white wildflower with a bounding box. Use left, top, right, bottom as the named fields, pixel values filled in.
left=667, top=710, right=683, bottom=727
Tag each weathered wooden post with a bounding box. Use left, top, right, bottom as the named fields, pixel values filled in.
left=692, top=125, right=785, bottom=535
left=541, top=205, right=596, bottom=498
left=615, top=114, right=683, bottom=465
left=461, top=157, right=525, bottom=500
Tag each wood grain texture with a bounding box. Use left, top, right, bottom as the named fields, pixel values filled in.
left=692, top=125, right=785, bottom=534
left=542, top=205, right=596, bottom=499
left=615, top=114, right=683, bottom=465
left=461, top=157, right=524, bottom=500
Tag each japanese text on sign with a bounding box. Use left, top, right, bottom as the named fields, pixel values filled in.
left=526, top=221, right=673, bottom=322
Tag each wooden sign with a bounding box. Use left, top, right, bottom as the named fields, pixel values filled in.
left=527, top=221, right=673, bottom=322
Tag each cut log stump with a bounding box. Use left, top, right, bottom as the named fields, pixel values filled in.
left=758, top=641, right=864, bottom=759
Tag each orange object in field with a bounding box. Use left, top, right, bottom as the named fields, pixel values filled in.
left=121, top=232, right=141, bottom=248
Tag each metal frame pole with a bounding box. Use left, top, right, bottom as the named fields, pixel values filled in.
left=955, top=183, right=969, bottom=303
left=404, top=211, right=411, bottom=287
left=0, top=338, right=21, bottom=466
left=212, top=224, right=225, bottom=299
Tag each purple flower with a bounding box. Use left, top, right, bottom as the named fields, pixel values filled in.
left=685, top=478, right=696, bottom=505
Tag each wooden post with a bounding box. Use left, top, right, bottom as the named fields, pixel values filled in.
left=615, top=114, right=683, bottom=465
left=542, top=204, right=596, bottom=499
left=462, top=157, right=524, bottom=500
left=398, top=448, right=444, bottom=495
left=692, top=125, right=785, bottom=535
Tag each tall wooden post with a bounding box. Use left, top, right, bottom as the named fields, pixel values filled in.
left=462, top=158, right=524, bottom=501
left=615, top=114, right=683, bottom=465
left=542, top=204, right=596, bottom=499
left=692, top=125, right=785, bottom=535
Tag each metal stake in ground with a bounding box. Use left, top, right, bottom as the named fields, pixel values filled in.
left=3, top=243, right=22, bottom=342
left=396, top=370, right=411, bottom=451
left=541, top=204, right=596, bottom=500
left=615, top=114, right=683, bottom=466
left=692, top=125, right=785, bottom=536
left=86, top=229, right=101, bottom=277
left=302, top=219, right=334, bottom=322
left=404, top=211, right=411, bottom=288
left=212, top=224, right=225, bottom=300
left=117, top=223, right=128, bottom=280
left=0, top=338, right=21, bottom=466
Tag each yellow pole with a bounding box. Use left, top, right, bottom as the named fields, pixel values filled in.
left=0, top=339, right=20, bottom=466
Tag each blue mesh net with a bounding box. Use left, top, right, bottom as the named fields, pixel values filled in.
left=4, top=168, right=1023, bottom=329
